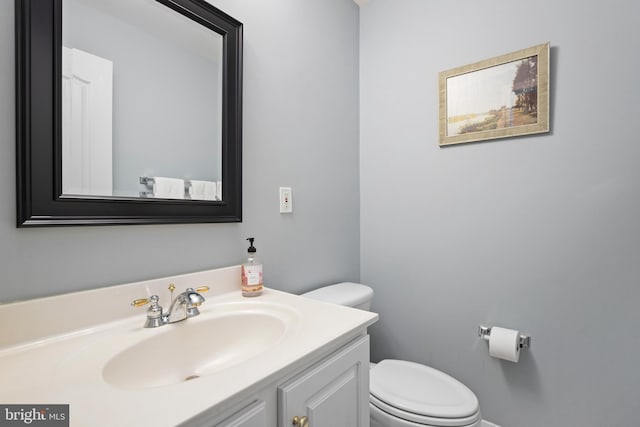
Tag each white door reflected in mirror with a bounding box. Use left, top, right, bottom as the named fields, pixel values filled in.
left=62, top=46, right=113, bottom=197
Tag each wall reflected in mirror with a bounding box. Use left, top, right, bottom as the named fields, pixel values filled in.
left=61, top=0, right=223, bottom=200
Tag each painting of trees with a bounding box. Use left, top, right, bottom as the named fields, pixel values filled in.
left=512, top=56, right=538, bottom=114
left=439, top=42, right=549, bottom=146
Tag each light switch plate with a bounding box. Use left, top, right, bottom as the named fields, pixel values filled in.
left=279, top=187, right=292, bottom=213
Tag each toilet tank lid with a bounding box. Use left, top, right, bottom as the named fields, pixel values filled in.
left=301, top=282, right=373, bottom=308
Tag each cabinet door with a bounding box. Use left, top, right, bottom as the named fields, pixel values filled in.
left=278, top=335, right=370, bottom=427
left=215, top=400, right=268, bottom=427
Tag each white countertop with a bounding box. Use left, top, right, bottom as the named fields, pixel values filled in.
left=0, top=266, right=378, bottom=426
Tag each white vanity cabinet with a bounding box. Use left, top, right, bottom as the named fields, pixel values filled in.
left=278, top=335, right=370, bottom=427
left=214, top=400, right=270, bottom=427
left=199, top=335, right=370, bottom=427
left=0, top=269, right=379, bottom=427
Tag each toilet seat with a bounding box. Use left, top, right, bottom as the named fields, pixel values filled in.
left=370, top=360, right=481, bottom=427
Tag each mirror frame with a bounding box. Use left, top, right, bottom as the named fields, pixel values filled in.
left=15, top=0, right=242, bottom=226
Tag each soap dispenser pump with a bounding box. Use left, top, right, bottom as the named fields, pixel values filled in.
left=241, top=237, right=263, bottom=297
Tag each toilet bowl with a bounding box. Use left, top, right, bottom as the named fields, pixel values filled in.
left=302, top=283, right=481, bottom=427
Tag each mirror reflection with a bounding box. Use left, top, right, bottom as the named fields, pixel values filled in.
left=61, top=0, right=223, bottom=200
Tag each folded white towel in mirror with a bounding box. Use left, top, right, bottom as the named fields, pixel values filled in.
left=153, top=177, right=185, bottom=199
left=189, top=180, right=217, bottom=201
left=216, top=181, right=222, bottom=201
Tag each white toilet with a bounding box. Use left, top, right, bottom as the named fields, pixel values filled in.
left=302, top=282, right=481, bottom=427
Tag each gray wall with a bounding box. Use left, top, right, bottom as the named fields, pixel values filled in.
left=0, top=0, right=360, bottom=302
left=360, top=1, right=640, bottom=426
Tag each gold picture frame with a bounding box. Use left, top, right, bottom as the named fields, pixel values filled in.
left=439, top=42, right=550, bottom=146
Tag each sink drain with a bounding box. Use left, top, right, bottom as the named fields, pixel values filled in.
left=184, top=375, right=200, bottom=382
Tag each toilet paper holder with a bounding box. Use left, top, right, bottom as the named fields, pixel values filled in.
left=478, top=325, right=531, bottom=349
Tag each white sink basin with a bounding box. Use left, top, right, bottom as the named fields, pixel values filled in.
left=1, top=267, right=379, bottom=427
left=102, top=302, right=297, bottom=389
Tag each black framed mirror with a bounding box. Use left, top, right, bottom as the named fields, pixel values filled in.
left=15, top=0, right=242, bottom=226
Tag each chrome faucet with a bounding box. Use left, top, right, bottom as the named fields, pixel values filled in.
left=132, top=284, right=209, bottom=328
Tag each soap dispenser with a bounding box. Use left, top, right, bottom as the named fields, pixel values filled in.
left=241, top=237, right=263, bottom=297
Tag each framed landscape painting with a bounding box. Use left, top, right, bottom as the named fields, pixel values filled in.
left=439, top=42, right=550, bottom=146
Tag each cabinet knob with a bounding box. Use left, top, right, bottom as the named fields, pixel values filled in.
left=292, top=415, right=309, bottom=427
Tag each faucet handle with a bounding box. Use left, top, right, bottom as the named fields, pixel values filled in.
left=132, top=294, right=161, bottom=307
left=131, top=295, right=164, bottom=328
left=195, top=286, right=210, bottom=293
left=132, top=297, right=152, bottom=307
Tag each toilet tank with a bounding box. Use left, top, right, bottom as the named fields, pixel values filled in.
left=301, top=282, right=373, bottom=311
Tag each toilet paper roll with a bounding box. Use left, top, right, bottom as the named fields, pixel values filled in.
left=488, top=326, right=521, bottom=362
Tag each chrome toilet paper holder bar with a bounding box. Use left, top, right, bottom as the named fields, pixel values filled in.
left=478, top=325, right=531, bottom=349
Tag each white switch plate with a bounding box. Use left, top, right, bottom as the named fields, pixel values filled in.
left=279, top=187, right=292, bottom=213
